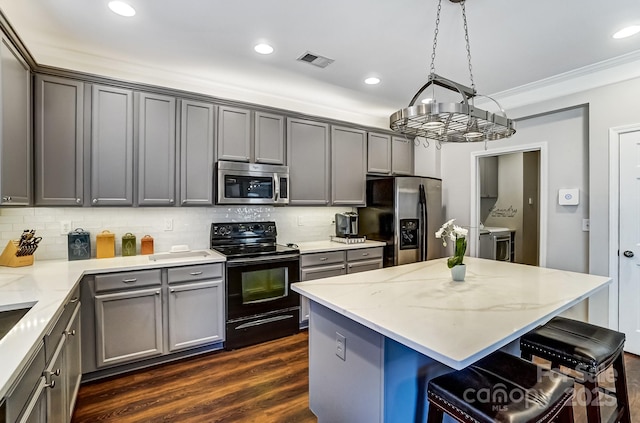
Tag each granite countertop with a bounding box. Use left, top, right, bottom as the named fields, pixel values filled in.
left=292, top=257, right=611, bottom=370
left=0, top=250, right=226, bottom=399
left=295, top=239, right=386, bottom=254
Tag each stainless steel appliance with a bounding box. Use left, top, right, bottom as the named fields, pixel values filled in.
left=335, top=212, right=359, bottom=238
left=216, top=161, right=289, bottom=205
left=210, top=221, right=299, bottom=350
left=358, top=177, right=444, bottom=267
left=479, top=228, right=512, bottom=261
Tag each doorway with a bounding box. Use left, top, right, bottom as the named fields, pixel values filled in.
left=469, top=142, right=548, bottom=267
left=609, top=123, right=640, bottom=353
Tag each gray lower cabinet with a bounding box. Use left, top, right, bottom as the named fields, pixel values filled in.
left=254, top=111, right=285, bottom=165
left=90, top=84, right=134, bottom=206
left=16, top=379, right=46, bottom=423
left=367, top=132, right=392, bottom=174
left=299, top=251, right=347, bottom=323
left=136, top=92, right=177, bottom=206
left=64, top=306, right=81, bottom=419
left=217, top=105, right=251, bottom=162
left=5, top=342, right=45, bottom=423
left=34, top=75, right=84, bottom=206
left=0, top=36, right=31, bottom=206
left=45, top=341, right=65, bottom=423
left=287, top=118, right=330, bottom=205
left=180, top=100, right=215, bottom=205
left=391, top=136, right=414, bottom=175
left=346, top=247, right=383, bottom=274
left=331, top=126, right=366, bottom=205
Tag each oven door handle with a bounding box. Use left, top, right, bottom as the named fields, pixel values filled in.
left=226, top=253, right=300, bottom=267
left=234, top=314, right=295, bottom=330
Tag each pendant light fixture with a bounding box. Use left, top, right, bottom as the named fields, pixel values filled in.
left=390, top=0, right=515, bottom=145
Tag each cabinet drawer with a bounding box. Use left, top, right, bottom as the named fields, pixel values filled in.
left=167, top=263, right=223, bottom=284
left=346, top=247, right=383, bottom=262
left=301, top=263, right=347, bottom=281
left=44, top=287, right=80, bottom=363
left=95, top=269, right=161, bottom=292
left=347, top=259, right=383, bottom=274
left=301, top=251, right=345, bottom=267
left=6, top=341, right=45, bottom=423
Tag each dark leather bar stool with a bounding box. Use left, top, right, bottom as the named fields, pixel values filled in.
left=427, top=351, right=575, bottom=423
left=520, top=316, right=630, bottom=423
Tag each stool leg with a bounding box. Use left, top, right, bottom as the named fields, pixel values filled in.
left=612, top=352, right=631, bottom=423
left=583, top=378, right=602, bottom=423
left=426, top=404, right=444, bottom=423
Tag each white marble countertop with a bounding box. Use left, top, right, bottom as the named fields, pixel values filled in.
left=296, top=239, right=386, bottom=254
left=292, top=257, right=611, bottom=370
left=0, top=250, right=225, bottom=398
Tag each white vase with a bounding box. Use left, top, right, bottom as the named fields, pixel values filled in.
left=451, top=264, right=466, bottom=282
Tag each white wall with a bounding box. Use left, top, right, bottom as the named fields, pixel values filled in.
left=0, top=206, right=351, bottom=260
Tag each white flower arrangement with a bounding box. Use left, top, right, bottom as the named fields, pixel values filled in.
left=435, top=219, right=468, bottom=268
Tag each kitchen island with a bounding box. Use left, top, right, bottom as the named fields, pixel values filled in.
left=291, top=257, right=611, bottom=423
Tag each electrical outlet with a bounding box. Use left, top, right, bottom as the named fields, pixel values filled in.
left=582, top=218, right=590, bottom=232
left=60, top=220, right=72, bottom=235
left=164, top=218, right=173, bottom=231
left=336, top=332, right=346, bottom=361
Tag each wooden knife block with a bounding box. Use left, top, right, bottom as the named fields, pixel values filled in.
left=0, top=240, right=34, bottom=267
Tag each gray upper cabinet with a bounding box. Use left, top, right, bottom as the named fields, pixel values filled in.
left=367, top=132, right=392, bottom=174
left=217, top=105, right=251, bottom=162
left=91, top=85, right=134, bottom=206
left=391, top=136, right=414, bottom=175
left=0, top=36, right=31, bottom=206
left=254, top=111, right=285, bottom=164
left=136, top=92, right=176, bottom=206
left=287, top=118, right=330, bottom=205
left=331, top=126, right=366, bottom=205
left=34, top=75, right=84, bottom=206
left=180, top=99, right=215, bottom=206
left=479, top=156, right=499, bottom=198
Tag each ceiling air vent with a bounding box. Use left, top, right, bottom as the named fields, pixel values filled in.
left=297, top=51, right=334, bottom=68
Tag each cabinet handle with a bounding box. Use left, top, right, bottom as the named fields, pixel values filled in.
left=45, top=379, right=56, bottom=389
left=319, top=257, right=328, bottom=261
left=122, top=278, right=137, bottom=283
left=2, top=196, right=11, bottom=202
left=189, top=271, right=203, bottom=276
left=92, top=199, right=98, bottom=204
left=170, top=289, right=175, bottom=293
left=169, top=199, right=174, bottom=204
left=52, top=368, right=61, bottom=377
left=76, top=198, right=82, bottom=204
left=362, top=252, right=369, bottom=256
left=156, top=291, right=160, bottom=295
left=65, top=329, right=76, bottom=337
left=69, top=297, right=79, bottom=304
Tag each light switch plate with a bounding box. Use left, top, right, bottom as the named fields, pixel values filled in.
left=336, top=332, right=346, bottom=361
left=60, top=220, right=72, bottom=235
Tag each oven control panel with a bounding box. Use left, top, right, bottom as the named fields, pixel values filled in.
left=211, top=221, right=277, bottom=240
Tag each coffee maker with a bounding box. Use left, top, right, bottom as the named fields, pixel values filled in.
left=335, top=212, right=359, bottom=238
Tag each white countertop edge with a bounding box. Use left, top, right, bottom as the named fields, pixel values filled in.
left=0, top=249, right=226, bottom=398
left=292, top=275, right=611, bottom=370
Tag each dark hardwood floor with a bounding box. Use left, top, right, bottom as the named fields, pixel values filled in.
left=72, top=332, right=640, bottom=422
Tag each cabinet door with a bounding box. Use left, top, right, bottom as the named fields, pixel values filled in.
left=180, top=100, right=215, bottom=205
left=217, top=105, right=251, bottom=162
left=301, top=263, right=347, bottom=281
left=331, top=126, right=366, bottom=205
left=45, top=340, right=66, bottom=423
left=367, top=132, right=391, bottom=174
left=347, top=259, right=383, bottom=274
left=287, top=118, right=330, bottom=205
left=168, top=280, right=224, bottom=351
left=0, top=36, right=31, bottom=205
left=17, top=379, right=47, bottom=423
left=90, top=85, right=134, bottom=206
left=254, top=111, right=285, bottom=164
left=479, top=156, right=498, bottom=198
left=34, top=75, right=84, bottom=206
left=137, top=92, right=176, bottom=205
left=64, top=304, right=81, bottom=418
left=95, top=287, right=163, bottom=368
left=391, top=136, right=414, bottom=175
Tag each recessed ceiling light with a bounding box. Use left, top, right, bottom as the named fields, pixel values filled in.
left=108, top=1, right=136, bottom=17
left=613, top=25, right=640, bottom=39
left=364, top=77, right=380, bottom=85
left=254, top=43, right=274, bottom=55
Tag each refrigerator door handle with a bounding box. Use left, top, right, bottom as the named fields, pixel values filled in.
left=419, top=184, right=427, bottom=261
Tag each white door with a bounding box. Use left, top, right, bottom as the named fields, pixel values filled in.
left=619, top=129, right=640, bottom=354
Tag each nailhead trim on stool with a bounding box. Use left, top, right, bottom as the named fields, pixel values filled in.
left=426, top=351, right=575, bottom=423
left=520, top=316, right=631, bottom=423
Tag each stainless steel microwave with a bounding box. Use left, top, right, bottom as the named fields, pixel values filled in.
left=216, top=161, right=289, bottom=205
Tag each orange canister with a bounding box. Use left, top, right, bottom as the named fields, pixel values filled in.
left=141, top=235, right=154, bottom=255
left=96, top=230, right=115, bottom=258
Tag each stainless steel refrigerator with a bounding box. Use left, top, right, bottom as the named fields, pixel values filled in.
left=358, top=177, right=444, bottom=267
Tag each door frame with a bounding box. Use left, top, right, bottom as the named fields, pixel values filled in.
left=469, top=142, right=548, bottom=267
left=607, top=123, right=640, bottom=331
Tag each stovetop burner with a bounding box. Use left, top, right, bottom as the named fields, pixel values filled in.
left=210, top=221, right=298, bottom=259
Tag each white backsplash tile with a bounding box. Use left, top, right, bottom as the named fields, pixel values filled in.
left=0, top=206, right=352, bottom=261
